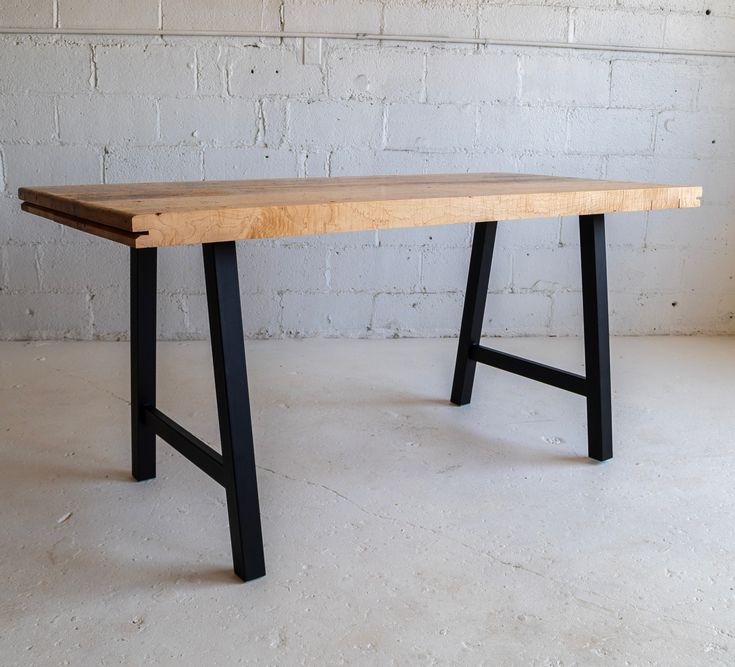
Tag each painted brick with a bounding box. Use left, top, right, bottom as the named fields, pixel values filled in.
left=480, top=5, right=568, bottom=43
left=157, top=245, right=205, bottom=294
left=483, top=292, right=552, bottom=337
left=159, top=98, right=259, bottom=146
left=203, top=147, right=298, bottom=179
left=95, top=44, right=196, bottom=96
left=0, top=195, right=64, bottom=244
left=0, top=41, right=91, bottom=94
left=59, top=0, right=159, bottom=29
left=40, top=242, right=127, bottom=291
left=289, top=100, right=383, bottom=149
left=0, top=94, right=56, bottom=142
left=373, top=292, right=465, bottom=338
left=521, top=54, right=610, bottom=107
left=0, top=292, right=91, bottom=339
left=281, top=291, right=373, bottom=337
left=58, top=95, right=158, bottom=144
left=162, top=0, right=263, bottom=31
left=228, top=46, right=324, bottom=98
left=386, top=103, right=475, bottom=152
left=378, top=223, right=469, bottom=248
left=548, top=291, right=583, bottom=337
left=4, top=244, right=40, bottom=291
left=384, top=1, right=477, bottom=39
left=610, top=60, right=700, bottom=111
left=330, top=246, right=421, bottom=292
left=0, top=0, right=53, bottom=28
left=283, top=0, right=382, bottom=33
left=426, top=51, right=517, bottom=104
left=698, top=60, right=735, bottom=111
left=646, top=204, right=731, bottom=249
left=515, top=153, right=605, bottom=179
left=329, top=148, right=424, bottom=177
left=664, top=12, right=735, bottom=52
left=194, top=44, right=228, bottom=97
left=477, top=105, right=567, bottom=154
left=104, top=146, right=202, bottom=183
left=607, top=247, right=686, bottom=292
left=512, top=245, right=581, bottom=292
left=497, top=217, right=561, bottom=250
left=567, top=108, right=655, bottom=155
left=571, top=8, right=666, bottom=48
left=236, top=243, right=328, bottom=292
left=260, top=99, right=288, bottom=147
left=328, top=47, right=424, bottom=101
left=3, top=144, right=100, bottom=193
left=421, top=245, right=512, bottom=292
left=422, top=150, right=517, bottom=174
left=150, top=290, right=281, bottom=340
left=656, top=111, right=733, bottom=159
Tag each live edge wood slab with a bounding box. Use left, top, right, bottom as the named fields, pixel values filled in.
left=18, top=173, right=701, bottom=248
left=16, top=172, right=701, bottom=582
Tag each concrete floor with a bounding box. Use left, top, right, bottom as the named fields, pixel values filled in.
left=1, top=337, right=734, bottom=665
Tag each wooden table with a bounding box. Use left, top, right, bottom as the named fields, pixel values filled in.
left=18, top=173, right=701, bottom=582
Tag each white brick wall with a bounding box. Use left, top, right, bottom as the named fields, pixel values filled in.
left=0, top=1, right=733, bottom=340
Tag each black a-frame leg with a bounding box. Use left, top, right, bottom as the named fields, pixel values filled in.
left=130, top=243, right=265, bottom=582
left=451, top=221, right=497, bottom=405
left=579, top=214, right=613, bottom=461
left=451, top=216, right=613, bottom=461
left=203, top=241, right=265, bottom=581
left=131, top=247, right=157, bottom=481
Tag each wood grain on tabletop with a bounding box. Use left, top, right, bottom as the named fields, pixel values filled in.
left=18, top=173, right=702, bottom=248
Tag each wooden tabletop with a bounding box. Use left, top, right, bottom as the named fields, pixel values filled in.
left=18, top=173, right=701, bottom=248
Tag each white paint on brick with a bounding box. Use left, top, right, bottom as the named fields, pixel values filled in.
left=283, top=0, right=382, bottom=34
left=104, top=146, right=202, bottom=183
left=656, top=110, right=732, bottom=159
left=520, top=53, right=610, bottom=107
left=328, top=46, right=424, bottom=101
left=478, top=105, right=567, bottom=154
left=426, top=51, right=517, bottom=104
left=289, top=100, right=383, bottom=149
left=610, top=59, right=701, bottom=111
left=384, top=1, right=478, bottom=40
left=0, top=94, right=56, bottom=142
left=0, top=40, right=91, bottom=94
left=281, top=291, right=374, bottom=337
left=203, top=146, right=298, bottom=179
left=0, top=0, right=54, bottom=28
left=228, top=45, right=324, bottom=98
left=480, top=4, right=568, bottom=43
left=571, top=8, right=666, bottom=48
left=385, top=103, right=476, bottom=151
left=159, top=97, right=259, bottom=146
left=3, top=144, right=100, bottom=192
left=58, top=95, right=158, bottom=144
left=95, top=43, right=196, bottom=96
left=664, top=12, right=735, bottom=53
left=59, top=0, right=159, bottom=30
left=162, top=0, right=264, bottom=32
left=567, top=107, right=655, bottom=155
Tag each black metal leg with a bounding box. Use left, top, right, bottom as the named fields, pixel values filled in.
left=451, top=221, right=498, bottom=405
left=580, top=214, right=613, bottom=461
left=203, top=241, right=266, bottom=582
left=130, top=247, right=157, bottom=481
